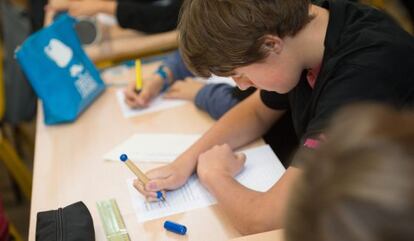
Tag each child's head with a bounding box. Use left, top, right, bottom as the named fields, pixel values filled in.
left=285, top=104, right=414, bottom=241
left=178, top=0, right=314, bottom=92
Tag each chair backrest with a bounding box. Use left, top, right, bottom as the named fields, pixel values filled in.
left=0, top=40, right=6, bottom=120
left=0, top=195, right=10, bottom=241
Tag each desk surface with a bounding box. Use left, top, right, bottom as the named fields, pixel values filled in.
left=28, top=64, right=253, bottom=240
left=230, top=230, right=284, bottom=241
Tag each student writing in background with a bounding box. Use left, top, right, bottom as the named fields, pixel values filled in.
left=285, top=104, right=414, bottom=241
left=124, top=50, right=255, bottom=120
left=135, top=0, right=414, bottom=234
left=46, top=0, right=182, bottom=33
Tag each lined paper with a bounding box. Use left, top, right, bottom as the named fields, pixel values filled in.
left=126, top=145, right=285, bottom=222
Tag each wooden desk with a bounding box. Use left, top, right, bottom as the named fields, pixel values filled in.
left=230, top=230, right=284, bottom=241
left=28, top=64, right=248, bottom=240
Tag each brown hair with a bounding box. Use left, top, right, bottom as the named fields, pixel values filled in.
left=286, top=104, right=414, bottom=241
left=178, top=0, right=313, bottom=77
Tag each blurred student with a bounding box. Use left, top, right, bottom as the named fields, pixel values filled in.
left=46, top=0, right=182, bottom=33
left=124, top=50, right=255, bottom=120
left=285, top=104, right=414, bottom=241
left=134, top=0, right=414, bottom=234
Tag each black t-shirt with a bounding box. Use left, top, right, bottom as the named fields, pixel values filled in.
left=261, top=0, right=414, bottom=157
left=116, top=0, right=182, bottom=33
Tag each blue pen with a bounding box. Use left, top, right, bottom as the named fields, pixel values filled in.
left=120, top=154, right=165, bottom=201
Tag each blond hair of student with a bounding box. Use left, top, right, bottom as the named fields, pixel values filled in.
left=285, top=103, right=414, bottom=241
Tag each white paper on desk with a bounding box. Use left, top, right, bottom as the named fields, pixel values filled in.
left=96, top=13, right=118, bottom=26
left=126, top=145, right=285, bottom=222
left=116, top=89, right=187, bottom=118
left=103, top=133, right=201, bottom=162
left=194, top=75, right=236, bottom=86
left=207, top=75, right=236, bottom=86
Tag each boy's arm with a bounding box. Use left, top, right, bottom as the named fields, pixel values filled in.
left=140, top=91, right=286, bottom=196
left=194, top=84, right=245, bottom=120
left=199, top=162, right=301, bottom=235
left=163, top=50, right=194, bottom=81
left=46, top=1, right=117, bottom=18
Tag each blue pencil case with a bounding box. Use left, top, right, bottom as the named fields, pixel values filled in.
left=15, top=14, right=105, bottom=125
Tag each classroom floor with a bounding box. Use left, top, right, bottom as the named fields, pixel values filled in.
left=0, top=0, right=412, bottom=240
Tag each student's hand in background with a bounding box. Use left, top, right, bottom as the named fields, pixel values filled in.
left=164, top=77, right=205, bottom=101
left=124, top=74, right=164, bottom=108
left=197, top=144, right=246, bottom=186
left=46, top=0, right=116, bottom=17
left=133, top=159, right=195, bottom=201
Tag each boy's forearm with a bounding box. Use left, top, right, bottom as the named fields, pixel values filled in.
left=202, top=167, right=301, bottom=235
left=202, top=173, right=281, bottom=235
left=176, top=92, right=276, bottom=170
left=207, top=91, right=284, bottom=149
left=100, top=1, right=117, bottom=15
left=174, top=92, right=283, bottom=179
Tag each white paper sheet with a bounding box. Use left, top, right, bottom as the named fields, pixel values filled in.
left=116, top=89, right=187, bottom=118
left=194, top=75, right=236, bottom=86
left=126, top=145, right=285, bottom=222
left=100, top=64, right=130, bottom=86
left=103, top=133, right=201, bottom=162
left=207, top=75, right=236, bottom=86
left=96, top=13, right=118, bottom=26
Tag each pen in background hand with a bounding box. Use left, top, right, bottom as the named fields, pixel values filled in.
left=120, top=154, right=165, bottom=201
left=134, top=59, right=143, bottom=94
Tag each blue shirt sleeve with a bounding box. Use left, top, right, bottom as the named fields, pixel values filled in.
left=162, top=50, right=194, bottom=81
left=194, top=83, right=240, bottom=120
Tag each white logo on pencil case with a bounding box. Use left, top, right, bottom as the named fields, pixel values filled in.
left=70, top=64, right=97, bottom=99
left=44, top=39, right=97, bottom=99
left=44, top=39, right=73, bottom=68
left=72, top=65, right=98, bottom=99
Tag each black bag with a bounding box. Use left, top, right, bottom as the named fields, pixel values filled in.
left=36, top=201, right=95, bottom=241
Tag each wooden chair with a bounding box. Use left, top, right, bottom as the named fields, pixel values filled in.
left=0, top=40, right=32, bottom=201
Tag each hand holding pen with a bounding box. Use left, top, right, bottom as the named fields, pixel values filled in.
left=123, top=59, right=165, bottom=108
left=120, top=154, right=166, bottom=201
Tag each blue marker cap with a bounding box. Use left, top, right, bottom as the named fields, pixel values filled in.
left=164, top=221, right=187, bottom=235
left=120, top=154, right=128, bottom=162
left=157, top=191, right=164, bottom=200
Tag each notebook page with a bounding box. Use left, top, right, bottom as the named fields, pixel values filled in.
left=126, top=145, right=285, bottom=222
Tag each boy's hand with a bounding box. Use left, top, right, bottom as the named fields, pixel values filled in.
left=164, top=77, right=205, bottom=101
left=133, top=161, right=194, bottom=202
left=197, top=144, right=246, bottom=185
left=124, top=74, right=164, bottom=108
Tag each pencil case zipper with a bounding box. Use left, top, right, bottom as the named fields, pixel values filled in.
left=56, top=208, right=64, bottom=241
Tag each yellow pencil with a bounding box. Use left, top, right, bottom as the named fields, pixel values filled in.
left=120, top=154, right=165, bottom=201
left=135, top=59, right=143, bottom=93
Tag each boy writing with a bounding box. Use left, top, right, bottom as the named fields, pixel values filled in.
left=134, top=0, right=414, bottom=234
